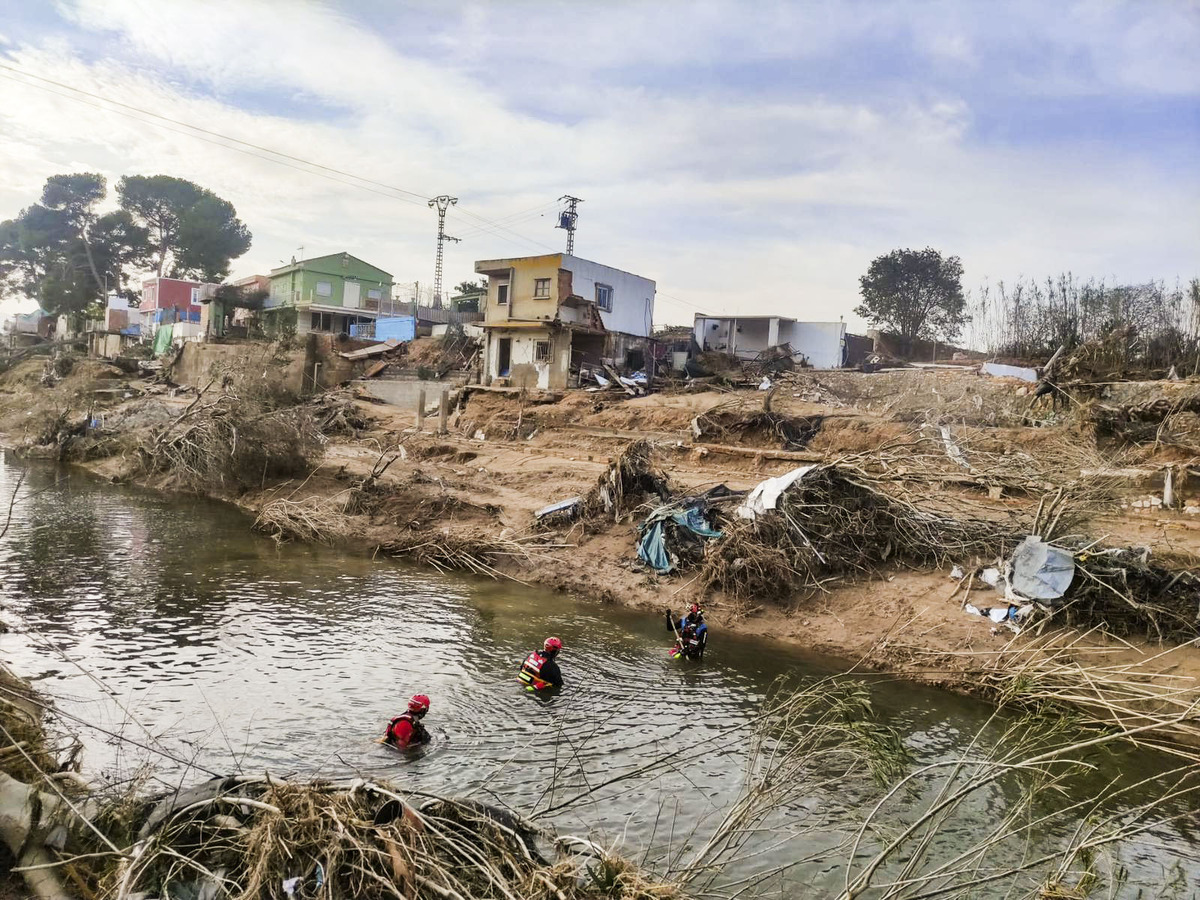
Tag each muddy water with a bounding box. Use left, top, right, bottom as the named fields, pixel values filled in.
left=1, top=452, right=1196, bottom=897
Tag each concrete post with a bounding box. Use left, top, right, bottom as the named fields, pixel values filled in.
left=439, top=388, right=449, bottom=435
left=416, top=388, right=426, bottom=432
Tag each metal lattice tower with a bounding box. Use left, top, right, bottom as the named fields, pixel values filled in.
left=428, top=195, right=460, bottom=308
left=557, top=195, right=582, bottom=254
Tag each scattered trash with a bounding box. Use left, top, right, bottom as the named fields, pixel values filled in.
left=979, top=567, right=1001, bottom=588
left=534, top=496, right=583, bottom=523
left=950, top=565, right=964, bottom=580
left=758, top=376, right=772, bottom=390
left=282, top=877, right=301, bottom=897
left=964, top=602, right=1034, bottom=634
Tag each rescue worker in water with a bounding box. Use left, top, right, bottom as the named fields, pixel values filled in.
left=519, top=637, right=564, bottom=691
left=384, top=694, right=432, bottom=749
left=666, top=603, right=708, bottom=658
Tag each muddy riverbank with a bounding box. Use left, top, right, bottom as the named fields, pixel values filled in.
left=2, top=352, right=1199, bottom=749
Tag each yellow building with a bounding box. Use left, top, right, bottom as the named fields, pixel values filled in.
left=474, top=253, right=656, bottom=390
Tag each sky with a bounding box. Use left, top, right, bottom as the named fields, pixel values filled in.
left=0, top=0, right=1197, bottom=328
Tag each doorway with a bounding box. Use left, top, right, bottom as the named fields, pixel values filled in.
left=497, top=337, right=512, bottom=376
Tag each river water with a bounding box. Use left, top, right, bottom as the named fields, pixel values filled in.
left=1, top=452, right=1196, bottom=898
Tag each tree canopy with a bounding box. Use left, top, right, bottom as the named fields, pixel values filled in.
left=0, top=173, right=151, bottom=316
left=117, top=175, right=251, bottom=281
left=855, top=247, right=967, bottom=344
left=0, top=172, right=252, bottom=317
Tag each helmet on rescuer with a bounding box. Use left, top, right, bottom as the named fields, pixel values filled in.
left=689, top=603, right=700, bottom=614
left=543, top=637, right=563, bottom=654
left=408, top=694, right=431, bottom=715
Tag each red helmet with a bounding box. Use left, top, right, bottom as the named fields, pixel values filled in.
left=543, top=637, right=563, bottom=653
left=690, top=603, right=701, bottom=614
left=408, top=694, right=431, bottom=713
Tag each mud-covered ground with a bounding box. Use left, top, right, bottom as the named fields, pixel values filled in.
left=3, top=351, right=1199, bottom=735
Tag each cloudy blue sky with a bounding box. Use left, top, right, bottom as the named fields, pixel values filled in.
left=0, top=0, right=1197, bottom=327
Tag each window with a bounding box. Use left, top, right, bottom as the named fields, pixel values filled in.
left=497, top=283, right=509, bottom=305
left=534, top=278, right=551, bottom=298
left=310, top=312, right=334, bottom=331
left=190, top=287, right=200, bottom=304
left=316, top=280, right=333, bottom=298
left=534, top=340, right=551, bottom=363
left=595, top=284, right=613, bottom=312
left=367, top=288, right=382, bottom=301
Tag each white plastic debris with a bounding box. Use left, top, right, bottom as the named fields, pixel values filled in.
left=758, top=376, right=772, bottom=390
left=949, top=565, right=964, bottom=580
left=979, top=567, right=1001, bottom=588
left=736, top=466, right=816, bottom=520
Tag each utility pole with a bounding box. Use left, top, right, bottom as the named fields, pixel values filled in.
left=428, top=196, right=460, bottom=309
left=557, top=195, right=582, bottom=255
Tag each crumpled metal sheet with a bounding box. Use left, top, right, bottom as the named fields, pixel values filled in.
left=1008, top=535, right=1075, bottom=603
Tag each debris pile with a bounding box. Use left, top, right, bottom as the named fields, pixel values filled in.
left=636, top=487, right=734, bottom=574
left=308, top=389, right=374, bottom=436
left=2, top=772, right=683, bottom=900
left=691, top=398, right=825, bottom=450
left=584, top=440, right=672, bottom=521
left=700, top=465, right=1018, bottom=603
left=139, top=388, right=321, bottom=494
left=959, top=536, right=1200, bottom=642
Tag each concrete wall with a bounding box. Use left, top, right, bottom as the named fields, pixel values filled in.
left=171, top=335, right=359, bottom=396
left=784, top=322, right=846, bottom=369
left=354, top=375, right=469, bottom=409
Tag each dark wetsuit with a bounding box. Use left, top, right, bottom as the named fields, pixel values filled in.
left=385, top=713, right=430, bottom=748
left=519, top=650, right=563, bottom=690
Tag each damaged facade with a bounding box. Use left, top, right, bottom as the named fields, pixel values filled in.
left=475, top=253, right=656, bottom=390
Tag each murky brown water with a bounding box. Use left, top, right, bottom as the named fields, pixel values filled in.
left=1, top=452, right=1196, bottom=897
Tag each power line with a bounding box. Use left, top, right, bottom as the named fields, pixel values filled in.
left=0, top=69, right=430, bottom=209
left=1, top=62, right=712, bottom=314
left=0, top=62, right=430, bottom=205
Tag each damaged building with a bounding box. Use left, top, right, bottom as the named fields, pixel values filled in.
left=475, top=253, right=656, bottom=390
left=693, top=315, right=849, bottom=368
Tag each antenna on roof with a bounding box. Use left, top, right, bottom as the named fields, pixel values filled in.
left=557, top=195, right=582, bottom=255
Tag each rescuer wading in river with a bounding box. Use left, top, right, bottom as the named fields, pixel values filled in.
left=519, top=637, right=564, bottom=691
left=384, top=694, right=432, bottom=748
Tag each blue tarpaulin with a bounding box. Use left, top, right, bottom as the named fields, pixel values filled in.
left=637, top=501, right=723, bottom=574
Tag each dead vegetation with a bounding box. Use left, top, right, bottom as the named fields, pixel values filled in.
left=137, top=385, right=322, bottom=495
left=698, top=464, right=1023, bottom=606
left=583, top=440, right=671, bottom=522
left=96, top=776, right=682, bottom=900
left=691, top=393, right=825, bottom=450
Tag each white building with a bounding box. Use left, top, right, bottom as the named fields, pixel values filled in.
left=693, top=315, right=848, bottom=369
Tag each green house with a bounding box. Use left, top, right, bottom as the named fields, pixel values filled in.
left=265, top=252, right=395, bottom=335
